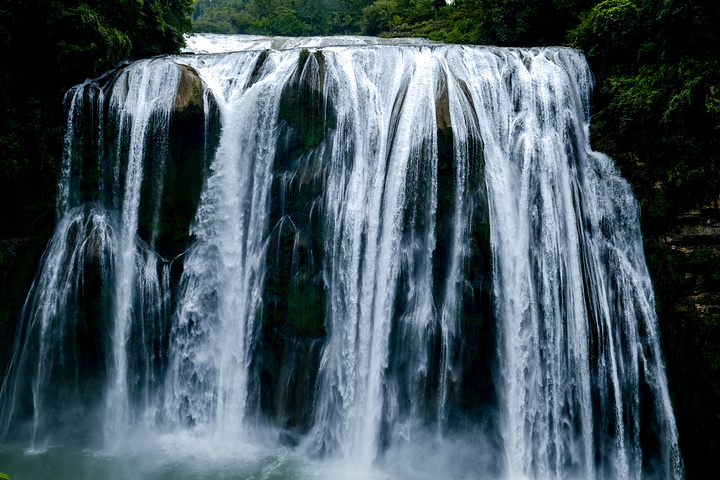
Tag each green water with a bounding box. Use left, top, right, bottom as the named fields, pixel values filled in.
left=0, top=445, right=298, bottom=480
left=0, top=433, right=490, bottom=480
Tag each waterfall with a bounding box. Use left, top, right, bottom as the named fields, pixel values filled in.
left=0, top=35, right=683, bottom=480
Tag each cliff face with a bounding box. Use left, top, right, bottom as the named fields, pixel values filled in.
left=662, top=207, right=720, bottom=246
left=0, top=64, right=213, bottom=386
left=652, top=209, right=720, bottom=479
left=0, top=228, right=54, bottom=382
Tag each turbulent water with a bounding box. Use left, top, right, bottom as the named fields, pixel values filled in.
left=0, top=34, right=683, bottom=480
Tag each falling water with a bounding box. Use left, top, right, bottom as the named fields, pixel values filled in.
left=0, top=35, right=683, bottom=480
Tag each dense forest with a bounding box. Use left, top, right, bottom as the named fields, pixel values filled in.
left=0, top=1, right=718, bottom=478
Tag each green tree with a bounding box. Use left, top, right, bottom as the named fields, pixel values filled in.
left=193, top=0, right=375, bottom=35
left=253, top=6, right=313, bottom=35
left=362, top=0, right=401, bottom=35
left=451, top=0, right=593, bottom=45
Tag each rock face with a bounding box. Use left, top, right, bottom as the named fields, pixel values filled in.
left=661, top=207, right=720, bottom=245
left=174, top=64, right=204, bottom=118
left=649, top=200, right=720, bottom=479
left=137, top=63, right=218, bottom=263
left=258, top=50, right=331, bottom=431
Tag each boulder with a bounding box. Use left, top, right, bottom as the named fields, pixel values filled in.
left=174, top=64, right=204, bottom=119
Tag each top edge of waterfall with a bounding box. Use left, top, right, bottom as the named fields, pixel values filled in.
left=181, top=33, right=582, bottom=55
left=182, top=33, right=439, bottom=54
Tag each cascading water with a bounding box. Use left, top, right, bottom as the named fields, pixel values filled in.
left=0, top=35, right=683, bottom=480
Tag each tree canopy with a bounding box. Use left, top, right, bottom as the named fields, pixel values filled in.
left=192, top=0, right=596, bottom=41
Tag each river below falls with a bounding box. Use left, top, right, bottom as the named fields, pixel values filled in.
left=0, top=431, right=494, bottom=480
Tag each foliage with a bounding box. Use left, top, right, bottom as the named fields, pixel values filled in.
left=0, top=472, right=10, bottom=480
left=570, top=0, right=640, bottom=71
left=311, top=0, right=595, bottom=45
left=362, top=0, right=401, bottom=35
left=253, top=6, right=314, bottom=36
left=460, top=0, right=594, bottom=45
left=570, top=0, right=720, bottom=231
left=194, top=0, right=361, bottom=36
left=51, top=4, right=133, bottom=80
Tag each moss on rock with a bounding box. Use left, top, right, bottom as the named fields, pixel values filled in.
left=276, top=50, right=335, bottom=168
left=137, top=64, right=219, bottom=263
left=174, top=64, right=204, bottom=120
